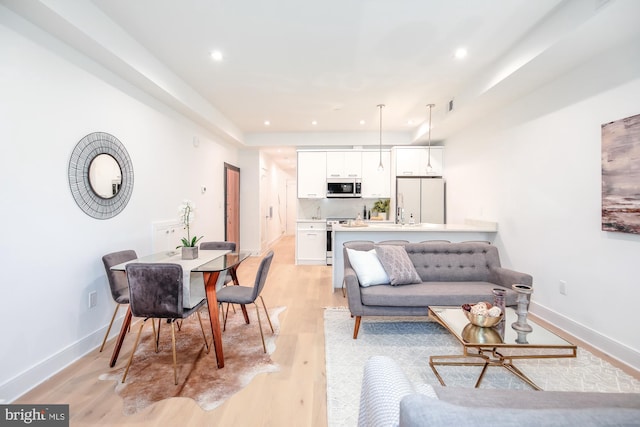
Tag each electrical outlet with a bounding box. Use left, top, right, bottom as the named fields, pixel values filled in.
left=559, top=280, right=567, bottom=296
left=89, top=291, right=98, bottom=308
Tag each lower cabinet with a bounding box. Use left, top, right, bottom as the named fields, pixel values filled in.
left=296, top=222, right=327, bottom=265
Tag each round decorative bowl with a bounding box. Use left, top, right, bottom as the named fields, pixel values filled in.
left=462, top=306, right=503, bottom=328
left=461, top=323, right=503, bottom=344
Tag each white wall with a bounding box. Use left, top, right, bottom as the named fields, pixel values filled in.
left=0, top=11, right=238, bottom=401
left=445, top=38, right=640, bottom=370
left=237, top=150, right=293, bottom=254
left=238, top=149, right=260, bottom=254
left=260, top=153, right=294, bottom=249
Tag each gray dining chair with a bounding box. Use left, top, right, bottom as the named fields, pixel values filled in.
left=217, top=250, right=274, bottom=353
left=122, top=263, right=209, bottom=385
left=200, top=241, right=238, bottom=319
left=200, top=241, right=237, bottom=286
left=100, top=250, right=138, bottom=352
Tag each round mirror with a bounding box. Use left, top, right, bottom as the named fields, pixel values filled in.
left=89, top=154, right=122, bottom=199
left=68, top=132, right=134, bottom=219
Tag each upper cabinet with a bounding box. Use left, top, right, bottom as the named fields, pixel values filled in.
left=326, top=151, right=362, bottom=178
left=394, top=147, right=444, bottom=176
left=297, top=151, right=327, bottom=198
left=361, top=150, right=391, bottom=198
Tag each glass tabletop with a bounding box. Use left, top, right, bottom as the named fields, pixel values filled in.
left=429, top=306, right=575, bottom=349
left=110, top=249, right=250, bottom=272
left=192, top=251, right=251, bottom=272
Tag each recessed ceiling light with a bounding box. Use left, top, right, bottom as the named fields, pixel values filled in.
left=264, top=120, right=270, bottom=126
left=360, top=120, right=366, bottom=125
left=408, top=120, right=414, bottom=125
left=311, top=120, right=318, bottom=125
left=454, top=47, right=467, bottom=59
left=210, top=50, right=224, bottom=61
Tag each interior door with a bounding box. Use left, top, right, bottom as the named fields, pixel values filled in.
left=224, top=163, right=240, bottom=250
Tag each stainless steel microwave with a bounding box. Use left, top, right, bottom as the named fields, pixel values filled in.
left=327, top=178, right=361, bottom=198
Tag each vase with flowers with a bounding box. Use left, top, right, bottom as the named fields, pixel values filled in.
left=176, top=199, right=203, bottom=260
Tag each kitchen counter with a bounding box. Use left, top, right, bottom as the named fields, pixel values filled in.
left=332, top=221, right=497, bottom=232
left=331, top=219, right=498, bottom=288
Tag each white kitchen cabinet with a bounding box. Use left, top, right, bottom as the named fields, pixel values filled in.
left=326, top=151, right=362, bottom=178
left=151, top=220, right=183, bottom=252
left=296, top=221, right=327, bottom=265
left=297, top=151, right=327, bottom=198
left=395, top=147, right=443, bottom=176
left=360, top=150, right=391, bottom=198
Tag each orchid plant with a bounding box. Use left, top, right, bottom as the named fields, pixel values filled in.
left=176, top=199, right=203, bottom=248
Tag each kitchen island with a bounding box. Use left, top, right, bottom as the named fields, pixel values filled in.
left=331, top=220, right=498, bottom=289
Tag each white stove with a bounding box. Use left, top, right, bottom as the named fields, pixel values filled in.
left=326, top=218, right=353, bottom=265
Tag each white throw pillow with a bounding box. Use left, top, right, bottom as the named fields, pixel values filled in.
left=346, top=248, right=390, bottom=287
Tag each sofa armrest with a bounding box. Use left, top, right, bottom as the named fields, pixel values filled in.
left=358, top=356, right=417, bottom=427
left=489, top=266, right=532, bottom=288
left=344, top=267, right=365, bottom=316
left=399, top=394, right=640, bottom=427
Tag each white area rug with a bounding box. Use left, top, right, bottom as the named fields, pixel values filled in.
left=324, top=308, right=640, bottom=427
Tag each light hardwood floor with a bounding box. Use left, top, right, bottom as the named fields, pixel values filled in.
left=16, top=235, right=344, bottom=426
left=15, top=235, right=639, bottom=426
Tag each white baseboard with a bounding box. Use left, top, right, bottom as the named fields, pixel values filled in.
left=0, top=316, right=129, bottom=403
left=530, top=301, right=640, bottom=372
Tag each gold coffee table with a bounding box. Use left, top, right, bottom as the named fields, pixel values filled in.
left=428, top=306, right=577, bottom=390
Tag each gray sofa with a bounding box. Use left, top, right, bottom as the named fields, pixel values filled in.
left=359, top=355, right=640, bottom=427
left=344, top=241, right=532, bottom=338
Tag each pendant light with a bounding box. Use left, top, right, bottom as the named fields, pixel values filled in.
left=377, top=104, right=385, bottom=172
left=426, top=103, right=435, bottom=174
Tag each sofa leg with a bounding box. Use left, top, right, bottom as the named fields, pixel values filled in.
left=353, top=316, right=361, bottom=339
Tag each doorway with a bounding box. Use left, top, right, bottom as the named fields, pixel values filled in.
left=224, top=163, right=240, bottom=250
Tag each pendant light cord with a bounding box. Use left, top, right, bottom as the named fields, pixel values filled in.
left=377, top=104, right=385, bottom=171
left=426, top=104, right=434, bottom=169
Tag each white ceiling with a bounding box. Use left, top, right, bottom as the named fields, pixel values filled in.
left=89, top=0, right=562, bottom=133
left=4, top=0, right=639, bottom=172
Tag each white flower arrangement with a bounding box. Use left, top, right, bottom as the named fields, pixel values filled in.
left=176, top=199, right=203, bottom=248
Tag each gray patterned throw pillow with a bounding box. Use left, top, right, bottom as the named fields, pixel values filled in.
left=374, top=245, right=422, bottom=286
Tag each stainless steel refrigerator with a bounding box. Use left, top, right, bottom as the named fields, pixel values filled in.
left=396, top=177, right=445, bottom=224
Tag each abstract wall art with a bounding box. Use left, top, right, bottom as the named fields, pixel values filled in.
left=601, top=113, right=640, bottom=234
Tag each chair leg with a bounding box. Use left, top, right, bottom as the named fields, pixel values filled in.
left=258, top=295, right=274, bottom=333
left=223, top=303, right=231, bottom=331
left=99, top=303, right=121, bottom=352
left=153, top=319, right=161, bottom=352
left=196, top=311, right=210, bottom=353
left=171, top=321, right=178, bottom=385
left=218, top=302, right=225, bottom=327
left=254, top=303, right=267, bottom=353
left=122, top=319, right=146, bottom=383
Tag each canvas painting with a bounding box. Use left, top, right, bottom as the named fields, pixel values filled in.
left=601, top=112, right=640, bottom=234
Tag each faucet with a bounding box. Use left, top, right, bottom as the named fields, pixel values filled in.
left=397, top=207, right=405, bottom=225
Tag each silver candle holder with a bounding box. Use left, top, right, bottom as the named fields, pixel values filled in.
left=511, top=284, right=533, bottom=333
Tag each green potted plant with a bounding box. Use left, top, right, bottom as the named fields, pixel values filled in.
left=177, top=199, right=203, bottom=259
left=372, top=198, right=390, bottom=220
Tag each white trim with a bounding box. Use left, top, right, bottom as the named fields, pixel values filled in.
left=530, top=301, right=640, bottom=372
left=0, top=315, right=130, bottom=403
